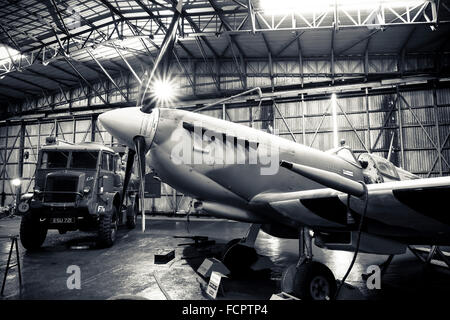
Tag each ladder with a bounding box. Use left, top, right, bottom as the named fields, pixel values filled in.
left=1, top=235, right=22, bottom=296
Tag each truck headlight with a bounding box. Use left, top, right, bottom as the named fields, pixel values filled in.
left=83, top=187, right=91, bottom=195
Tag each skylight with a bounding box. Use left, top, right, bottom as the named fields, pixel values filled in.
left=0, top=44, right=22, bottom=66
left=260, top=0, right=426, bottom=15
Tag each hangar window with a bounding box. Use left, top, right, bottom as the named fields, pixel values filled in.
left=41, top=151, right=69, bottom=169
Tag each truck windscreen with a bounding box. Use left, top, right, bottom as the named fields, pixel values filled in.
left=41, top=151, right=69, bottom=168
left=71, top=151, right=99, bottom=169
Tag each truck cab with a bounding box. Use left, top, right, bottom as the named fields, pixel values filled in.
left=19, top=138, right=139, bottom=249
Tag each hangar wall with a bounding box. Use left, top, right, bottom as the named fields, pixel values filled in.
left=1, top=55, right=449, bottom=213
left=3, top=53, right=449, bottom=116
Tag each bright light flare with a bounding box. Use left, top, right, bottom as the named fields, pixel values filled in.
left=0, top=44, right=24, bottom=65
left=153, top=79, right=174, bottom=100
left=149, top=78, right=178, bottom=106
left=11, top=178, right=21, bottom=187
left=260, top=0, right=426, bottom=14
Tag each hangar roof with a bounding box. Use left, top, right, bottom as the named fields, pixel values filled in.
left=0, top=0, right=449, bottom=104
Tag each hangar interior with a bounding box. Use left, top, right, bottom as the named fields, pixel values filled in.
left=0, top=0, right=450, bottom=300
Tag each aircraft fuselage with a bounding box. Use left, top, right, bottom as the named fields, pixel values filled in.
left=147, top=108, right=364, bottom=225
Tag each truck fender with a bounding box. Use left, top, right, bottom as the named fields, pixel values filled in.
left=20, top=193, right=34, bottom=202
left=98, top=192, right=120, bottom=216
left=17, top=193, right=34, bottom=215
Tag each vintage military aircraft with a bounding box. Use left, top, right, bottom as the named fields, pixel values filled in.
left=98, top=0, right=450, bottom=300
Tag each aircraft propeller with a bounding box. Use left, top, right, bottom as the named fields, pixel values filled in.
left=117, top=0, right=263, bottom=231
left=119, top=0, right=184, bottom=231
left=139, top=0, right=183, bottom=114
left=134, top=136, right=147, bottom=232
left=119, top=137, right=146, bottom=232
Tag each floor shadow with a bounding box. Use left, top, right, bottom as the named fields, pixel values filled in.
left=180, top=239, right=279, bottom=300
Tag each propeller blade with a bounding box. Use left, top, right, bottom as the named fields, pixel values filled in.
left=120, top=148, right=136, bottom=208
left=134, top=136, right=147, bottom=232
left=138, top=0, right=184, bottom=112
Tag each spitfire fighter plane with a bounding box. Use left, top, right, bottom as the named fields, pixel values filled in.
left=98, top=0, right=450, bottom=300
left=99, top=100, right=450, bottom=300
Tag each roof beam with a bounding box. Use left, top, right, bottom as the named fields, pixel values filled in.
left=364, top=37, right=371, bottom=78
left=169, top=0, right=220, bottom=59
left=227, top=34, right=246, bottom=89
left=63, top=57, right=109, bottom=106
left=148, top=0, right=173, bottom=10
left=9, top=0, right=72, bottom=52
left=336, top=4, right=429, bottom=55
left=98, top=0, right=156, bottom=60
left=194, top=37, right=221, bottom=92
left=256, top=19, right=272, bottom=55
left=331, top=28, right=335, bottom=83
left=0, top=23, right=21, bottom=51
left=87, top=48, right=129, bottom=102
left=49, top=0, right=71, bottom=36
left=298, top=34, right=304, bottom=87
left=207, top=0, right=234, bottom=31
left=398, top=26, right=417, bottom=74
left=275, top=31, right=305, bottom=57
left=248, top=0, right=256, bottom=34
left=133, top=0, right=194, bottom=58
left=231, top=0, right=248, bottom=8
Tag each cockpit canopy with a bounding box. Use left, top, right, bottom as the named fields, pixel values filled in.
left=327, top=146, right=361, bottom=168
left=328, top=145, right=419, bottom=183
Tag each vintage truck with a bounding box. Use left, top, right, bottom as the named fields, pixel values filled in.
left=18, top=137, right=140, bottom=249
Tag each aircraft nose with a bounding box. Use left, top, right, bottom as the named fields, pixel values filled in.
left=98, top=107, right=147, bottom=149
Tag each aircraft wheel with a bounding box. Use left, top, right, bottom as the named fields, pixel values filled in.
left=280, top=264, right=297, bottom=294
left=293, top=261, right=336, bottom=300
left=221, top=239, right=258, bottom=277
left=221, top=238, right=242, bottom=258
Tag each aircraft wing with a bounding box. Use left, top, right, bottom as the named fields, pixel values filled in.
left=250, top=176, right=450, bottom=236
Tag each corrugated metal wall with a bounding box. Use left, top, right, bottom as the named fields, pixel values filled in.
left=1, top=57, right=449, bottom=212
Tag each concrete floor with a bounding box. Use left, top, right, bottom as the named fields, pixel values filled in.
left=0, top=215, right=449, bottom=300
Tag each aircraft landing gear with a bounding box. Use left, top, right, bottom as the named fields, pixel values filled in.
left=221, top=224, right=261, bottom=277
left=281, top=228, right=337, bottom=300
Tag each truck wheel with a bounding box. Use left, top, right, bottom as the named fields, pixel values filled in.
left=126, top=200, right=138, bottom=229
left=98, top=208, right=118, bottom=248
left=20, top=212, right=47, bottom=251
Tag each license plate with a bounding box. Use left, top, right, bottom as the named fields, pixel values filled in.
left=51, top=217, right=75, bottom=224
